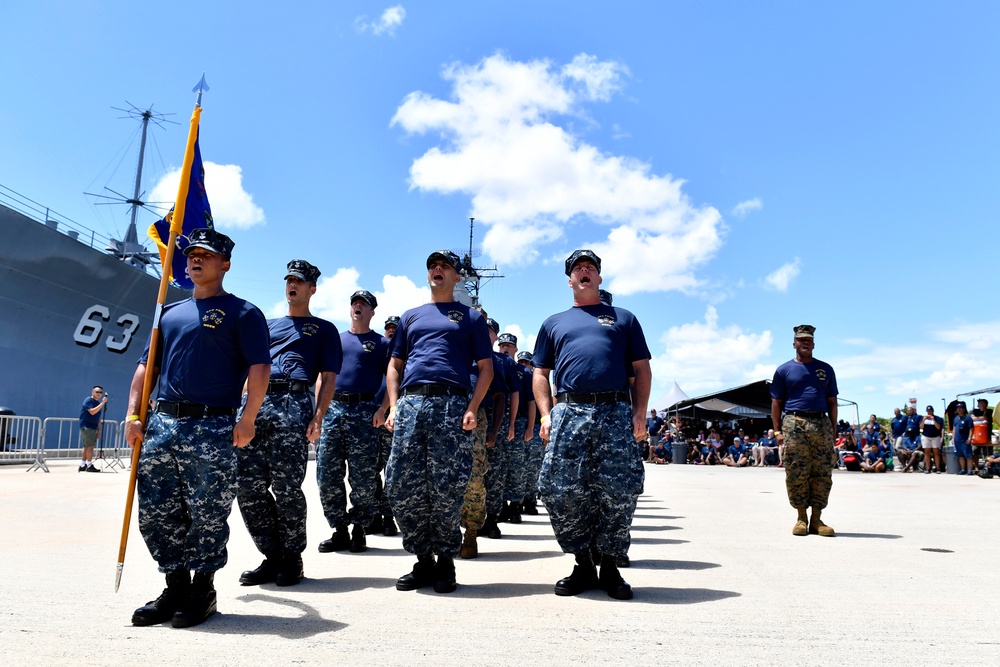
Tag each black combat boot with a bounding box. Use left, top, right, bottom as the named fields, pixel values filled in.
left=276, top=554, right=304, bottom=587
left=433, top=555, right=457, bottom=593
left=498, top=500, right=511, bottom=523
left=396, top=554, right=435, bottom=591
left=318, top=525, right=351, bottom=552
left=599, top=554, right=633, bottom=600
left=521, top=496, right=539, bottom=515
left=131, top=569, right=190, bottom=626
left=239, top=557, right=279, bottom=586
left=482, top=513, right=502, bottom=539
left=366, top=513, right=384, bottom=535
left=172, top=571, right=217, bottom=628
left=554, top=552, right=599, bottom=596
left=508, top=501, right=522, bottom=524
left=616, top=553, right=631, bottom=568
left=382, top=511, right=398, bottom=536
left=350, top=523, right=367, bottom=553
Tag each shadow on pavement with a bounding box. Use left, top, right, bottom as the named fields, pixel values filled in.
left=633, top=586, right=741, bottom=605
left=199, top=595, right=348, bottom=637
left=450, top=581, right=563, bottom=599
left=834, top=532, right=903, bottom=539
left=633, top=514, right=684, bottom=520
left=474, top=549, right=565, bottom=563
left=630, top=537, right=689, bottom=545
left=628, top=559, right=720, bottom=571
left=630, top=524, right=681, bottom=532
left=252, top=576, right=397, bottom=594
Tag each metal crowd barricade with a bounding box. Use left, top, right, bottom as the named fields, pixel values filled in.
left=39, top=417, right=82, bottom=471
left=95, top=420, right=128, bottom=471
left=0, top=415, right=43, bottom=470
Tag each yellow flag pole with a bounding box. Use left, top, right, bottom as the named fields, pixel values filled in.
left=115, top=77, right=207, bottom=592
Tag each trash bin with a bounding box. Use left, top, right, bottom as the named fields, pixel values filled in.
left=943, top=445, right=959, bottom=474
left=672, top=442, right=688, bottom=465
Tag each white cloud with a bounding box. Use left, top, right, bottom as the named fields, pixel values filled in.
left=648, top=306, right=774, bottom=393
left=731, top=198, right=762, bottom=218
left=355, top=5, right=406, bottom=36
left=391, top=52, right=726, bottom=295
left=268, top=268, right=429, bottom=325
left=763, top=258, right=800, bottom=292
left=149, top=162, right=264, bottom=230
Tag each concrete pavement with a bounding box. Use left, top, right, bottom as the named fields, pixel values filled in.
left=1, top=459, right=997, bottom=666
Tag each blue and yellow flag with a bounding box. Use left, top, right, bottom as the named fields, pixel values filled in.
left=148, top=132, right=214, bottom=289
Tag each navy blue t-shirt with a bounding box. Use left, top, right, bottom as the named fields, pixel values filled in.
left=953, top=414, right=973, bottom=445
left=921, top=415, right=944, bottom=438
left=391, top=302, right=493, bottom=391
left=337, top=331, right=389, bottom=394
left=532, top=304, right=650, bottom=393
left=80, top=397, right=101, bottom=429
left=728, top=443, right=745, bottom=459
left=647, top=416, right=664, bottom=435
left=770, top=358, right=838, bottom=412
left=905, top=413, right=922, bottom=437
left=890, top=415, right=907, bottom=438
left=513, top=362, right=534, bottom=417
left=488, top=351, right=519, bottom=395
left=267, top=316, right=342, bottom=384
left=140, top=293, right=271, bottom=408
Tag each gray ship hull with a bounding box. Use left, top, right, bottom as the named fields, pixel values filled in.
left=0, top=202, right=186, bottom=421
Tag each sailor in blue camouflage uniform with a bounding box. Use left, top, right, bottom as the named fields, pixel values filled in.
left=125, top=228, right=271, bottom=628
left=236, top=260, right=342, bottom=588
left=532, top=249, right=651, bottom=600
left=316, top=290, right=390, bottom=554
left=368, top=315, right=400, bottom=537
left=481, top=320, right=520, bottom=536
left=498, top=332, right=536, bottom=517
left=385, top=250, right=493, bottom=593
left=771, top=324, right=839, bottom=538
left=516, top=351, right=544, bottom=514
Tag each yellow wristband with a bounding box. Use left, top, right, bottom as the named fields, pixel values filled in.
left=126, top=414, right=141, bottom=422
left=389, top=406, right=396, bottom=414
left=540, top=415, right=550, bottom=425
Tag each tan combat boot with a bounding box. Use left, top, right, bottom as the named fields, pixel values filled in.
left=809, top=508, right=835, bottom=537
left=460, top=528, right=478, bottom=559
left=792, top=508, right=808, bottom=536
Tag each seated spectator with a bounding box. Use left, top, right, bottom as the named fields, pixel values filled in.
left=753, top=429, right=779, bottom=467
left=861, top=441, right=887, bottom=473
left=978, top=453, right=1000, bottom=479
left=835, top=430, right=858, bottom=468
left=687, top=440, right=702, bottom=464
left=650, top=440, right=670, bottom=464
left=900, top=406, right=924, bottom=472
left=698, top=438, right=721, bottom=465
left=723, top=437, right=750, bottom=467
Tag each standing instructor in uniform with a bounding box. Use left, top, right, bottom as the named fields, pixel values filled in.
left=125, top=229, right=271, bottom=628
left=771, top=325, right=838, bottom=537
left=532, top=249, right=651, bottom=601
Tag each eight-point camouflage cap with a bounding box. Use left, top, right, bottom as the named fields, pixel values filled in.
left=350, top=289, right=378, bottom=309
left=498, top=332, right=517, bottom=346
left=426, top=250, right=462, bottom=272
left=486, top=317, right=500, bottom=334
left=565, top=249, right=601, bottom=276
left=183, top=228, right=234, bottom=260
left=285, top=259, right=321, bottom=283
left=793, top=324, right=816, bottom=339
left=516, top=351, right=533, bottom=363
left=384, top=315, right=401, bottom=328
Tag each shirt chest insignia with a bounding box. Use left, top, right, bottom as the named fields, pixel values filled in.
left=448, top=310, right=464, bottom=323
left=597, top=315, right=615, bottom=327
left=362, top=340, right=377, bottom=352
left=202, top=309, right=225, bottom=329
left=814, top=369, right=827, bottom=381
left=301, top=323, right=319, bottom=337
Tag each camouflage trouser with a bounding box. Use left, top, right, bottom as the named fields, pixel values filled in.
left=373, top=426, right=393, bottom=516
left=523, top=427, right=545, bottom=501
left=504, top=415, right=527, bottom=502
left=484, top=411, right=508, bottom=515
left=461, top=407, right=489, bottom=530
left=387, top=395, right=473, bottom=558
left=538, top=401, right=644, bottom=557
left=317, top=399, right=380, bottom=528
left=782, top=414, right=835, bottom=510
left=236, top=392, right=311, bottom=558
left=138, top=412, right=237, bottom=573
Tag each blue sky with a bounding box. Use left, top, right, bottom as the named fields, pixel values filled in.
left=3, top=1, right=1000, bottom=421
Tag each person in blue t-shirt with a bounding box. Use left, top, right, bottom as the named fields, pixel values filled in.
left=384, top=250, right=493, bottom=594
left=770, top=324, right=838, bottom=538
left=369, top=315, right=401, bottom=537
left=723, top=437, right=750, bottom=467
left=861, top=440, right=887, bottom=473
left=125, top=228, right=271, bottom=629
left=78, top=385, right=107, bottom=472
left=952, top=401, right=975, bottom=475
left=237, top=260, right=342, bottom=588
left=315, top=289, right=390, bottom=557
left=645, top=409, right=665, bottom=462
left=533, top=249, right=651, bottom=601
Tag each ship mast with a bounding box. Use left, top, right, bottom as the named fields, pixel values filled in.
left=122, top=109, right=152, bottom=246
left=456, top=216, right=503, bottom=308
